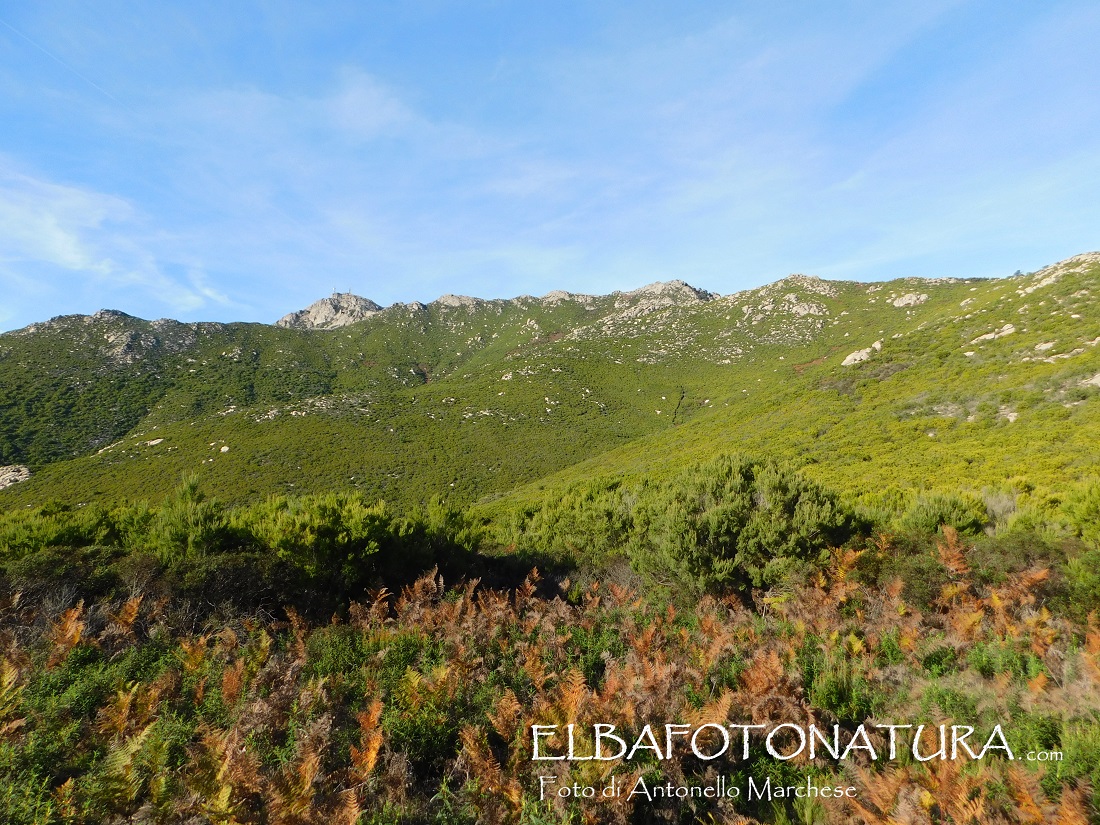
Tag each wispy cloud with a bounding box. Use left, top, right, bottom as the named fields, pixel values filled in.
left=0, top=2, right=1098, bottom=330
left=0, top=165, right=129, bottom=272
left=0, top=161, right=232, bottom=322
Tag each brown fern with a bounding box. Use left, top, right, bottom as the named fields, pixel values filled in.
left=1054, top=783, right=1092, bottom=825
left=221, top=657, right=246, bottom=707
left=178, top=635, right=209, bottom=673
left=1006, top=764, right=1051, bottom=824
left=47, top=600, right=86, bottom=668
left=0, top=658, right=25, bottom=739
left=487, top=689, right=522, bottom=742
left=107, top=595, right=143, bottom=637
left=350, top=699, right=384, bottom=782
left=937, top=525, right=971, bottom=577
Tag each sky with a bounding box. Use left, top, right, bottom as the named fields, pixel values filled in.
left=1, top=1, right=1099, bottom=331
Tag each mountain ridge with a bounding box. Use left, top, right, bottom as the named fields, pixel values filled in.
left=272, top=278, right=722, bottom=330
left=11, top=252, right=1097, bottom=337
left=2, top=252, right=1099, bottom=512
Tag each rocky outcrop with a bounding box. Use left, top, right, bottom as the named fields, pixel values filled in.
left=0, top=465, right=30, bottom=490
left=604, top=280, right=717, bottom=321
left=276, top=293, right=383, bottom=330
left=892, top=293, right=929, bottom=308
left=970, top=324, right=1016, bottom=344
left=434, top=294, right=484, bottom=311
left=615, top=280, right=716, bottom=307
left=540, top=289, right=597, bottom=308
left=775, top=274, right=840, bottom=298
left=842, top=340, right=882, bottom=366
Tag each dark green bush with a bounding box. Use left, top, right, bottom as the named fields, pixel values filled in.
left=627, top=455, right=863, bottom=595
left=500, top=479, right=632, bottom=566
left=967, top=530, right=1068, bottom=586
left=1067, top=546, right=1100, bottom=616
left=235, top=492, right=397, bottom=591
left=146, top=477, right=231, bottom=561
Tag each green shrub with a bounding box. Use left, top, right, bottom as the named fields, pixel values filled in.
left=801, top=646, right=882, bottom=725
left=236, top=492, right=395, bottom=588
left=147, top=477, right=229, bottom=562
left=1055, top=721, right=1100, bottom=813
left=898, top=491, right=988, bottom=535
left=967, top=530, right=1068, bottom=587
left=921, top=647, right=958, bottom=678
left=1067, top=546, right=1100, bottom=616
left=968, top=639, right=1045, bottom=680
left=876, top=630, right=906, bottom=666
left=627, top=455, right=862, bottom=595
left=0, top=768, right=59, bottom=825
left=1063, top=479, right=1100, bottom=547
left=922, top=686, right=978, bottom=720
left=496, top=479, right=631, bottom=565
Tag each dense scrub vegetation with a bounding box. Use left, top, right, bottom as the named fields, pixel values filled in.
left=0, top=481, right=481, bottom=618
left=2, top=256, right=1099, bottom=821
left=1, top=458, right=1098, bottom=823
left=0, top=548, right=1096, bottom=823
left=495, top=458, right=1100, bottom=620
left=497, top=456, right=863, bottom=596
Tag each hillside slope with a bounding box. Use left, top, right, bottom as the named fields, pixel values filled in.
left=2, top=253, right=1098, bottom=511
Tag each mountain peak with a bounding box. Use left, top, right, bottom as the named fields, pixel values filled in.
left=620, top=280, right=716, bottom=302
left=611, top=280, right=717, bottom=315
left=276, top=293, right=382, bottom=330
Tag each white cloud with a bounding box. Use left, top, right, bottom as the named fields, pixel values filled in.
left=0, top=160, right=232, bottom=320
left=3, top=3, right=1098, bottom=330
left=325, top=68, right=416, bottom=140
left=0, top=167, right=128, bottom=272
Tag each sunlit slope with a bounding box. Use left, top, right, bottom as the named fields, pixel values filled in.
left=487, top=254, right=1100, bottom=510
left=1, top=254, right=1098, bottom=509
left=0, top=285, right=707, bottom=506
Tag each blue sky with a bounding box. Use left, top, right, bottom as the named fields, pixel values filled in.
left=1, top=1, right=1099, bottom=330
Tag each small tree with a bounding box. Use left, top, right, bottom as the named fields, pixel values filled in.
left=149, top=476, right=228, bottom=561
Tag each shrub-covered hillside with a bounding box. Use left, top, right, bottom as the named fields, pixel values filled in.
left=2, top=255, right=1100, bottom=822
left=1, top=253, right=1099, bottom=512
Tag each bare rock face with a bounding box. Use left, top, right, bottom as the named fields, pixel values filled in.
left=541, top=289, right=593, bottom=306
left=892, top=293, right=929, bottom=308
left=970, top=324, right=1016, bottom=344
left=842, top=340, right=884, bottom=366
left=276, top=293, right=383, bottom=330
left=434, top=294, right=484, bottom=310
left=0, top=465, right=30, bottom=490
